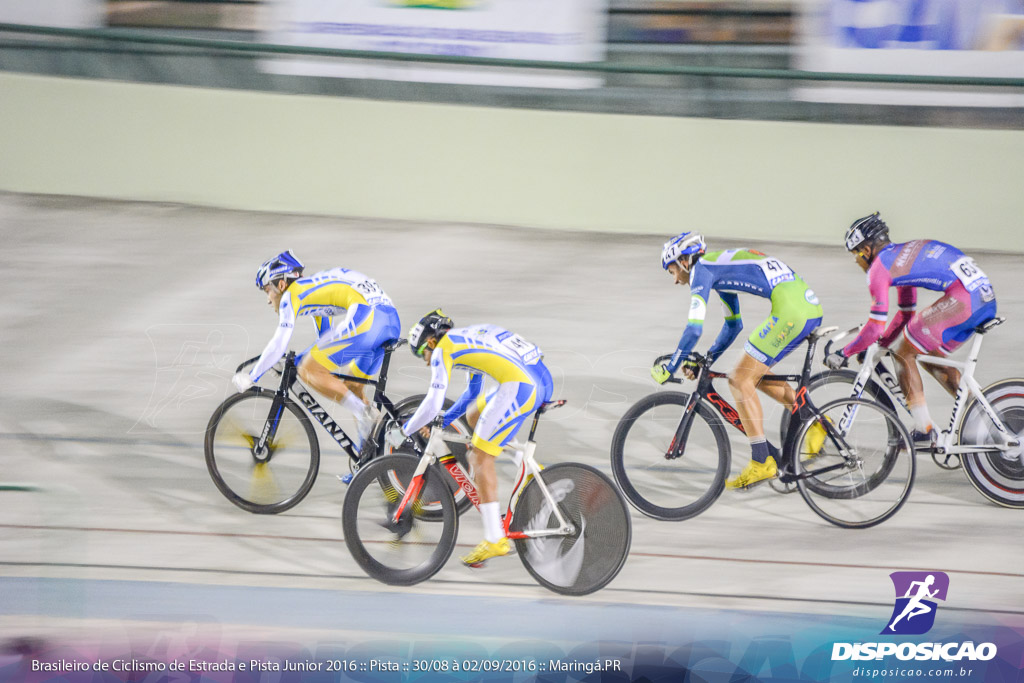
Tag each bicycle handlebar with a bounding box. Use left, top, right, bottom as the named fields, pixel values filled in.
left=653, top=352, right=707, bottom=384
left=823, top=325, right=864, bottom=358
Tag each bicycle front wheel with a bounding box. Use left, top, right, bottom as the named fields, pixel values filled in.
left=779, top=368, right=896, bottom=443
left=367, top=394, right=474, bottom=519
left=342, top=453, right=458, bottom=586
left=509, top=463, right=631, bottom=596
left=958, top=379, right=1024, bottom=508
left=610, top=392, right=730, bottom=521
left=205, top=389, right=319, bottom=514
left=793, top=397, right=915, bottom=529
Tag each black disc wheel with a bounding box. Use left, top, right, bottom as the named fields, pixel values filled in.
left=205, top=389, right=319, bottom=514
left=509, top=463, right=631, bottom=596
left=342, top=452, right=458, bottom=586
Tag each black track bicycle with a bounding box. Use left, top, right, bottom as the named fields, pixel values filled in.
left=610, top=326, right=916, bottom=529
left=204, top=340, right=472, bottom=514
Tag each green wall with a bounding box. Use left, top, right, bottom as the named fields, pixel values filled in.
left=2, top=72, right=1022, bottom=249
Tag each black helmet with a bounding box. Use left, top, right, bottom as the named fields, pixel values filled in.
left=845, top=212, right=890, bottom=253
left=409, top=309, right=453, bottom=357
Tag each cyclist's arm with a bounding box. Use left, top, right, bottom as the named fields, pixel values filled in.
left=248, top=295, right=298, bottom=381
left=667, top=293, right=708, bottom=372
left=402, top=348, right=451, bottom=437
left=879, top=286, right=917, bottom=348
left=842, top=260, right=892, bottom=357
left=706, top=292, right=743, bottom=363
left=442, top=371, right=483, bottom=428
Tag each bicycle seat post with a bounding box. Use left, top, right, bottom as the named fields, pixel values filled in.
left=280, top=351, right=299, bottom=394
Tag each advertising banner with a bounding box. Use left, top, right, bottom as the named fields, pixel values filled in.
left=263, top=0, right=608, bottom=88
left=0, top=0, right=101, bottom=28
left=797, top=0, right=1024, bottom=105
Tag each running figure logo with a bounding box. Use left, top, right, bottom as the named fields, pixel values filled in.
left=882, top=571, right=950, bottom=635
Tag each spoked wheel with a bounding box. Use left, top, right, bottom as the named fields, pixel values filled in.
left=610, top=392, right=730, bottom=521
left=342, top=452, right=458, bottom=586
left=363, top=395, right=474, bottom=519
left=509, top=463, right=631, bottom=596
left=792, top=397, right=915, bottom=529
left=782, top=369, right=896, bottom=440
left=205, top=389, right=319, bottom=514
left=958, top=379, right=1024, bottom=508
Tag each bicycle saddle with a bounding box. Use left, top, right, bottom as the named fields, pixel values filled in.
left=975, top=316, right=1005, bottom=335
left=537, top=399, right=568, bottom=415
left=809, top=325, right=839, bottom=340
left=382, top=338, right=408, bottom=352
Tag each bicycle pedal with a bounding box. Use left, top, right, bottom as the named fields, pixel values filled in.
left=337, top=473, right=354, bottom=485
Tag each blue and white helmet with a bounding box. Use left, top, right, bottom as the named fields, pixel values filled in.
left=661, top=232, right=706, bottom=270
left=255, top=250, right=304, bottom=289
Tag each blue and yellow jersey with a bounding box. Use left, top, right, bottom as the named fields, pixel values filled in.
left=247, top=268, right=395, bottom=381
left=402, top=324, right=545, bottom=436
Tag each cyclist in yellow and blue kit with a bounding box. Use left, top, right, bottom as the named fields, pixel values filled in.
left=231, top=250, right=402, bottom=446
left=402, top=310, right=554, bottom=568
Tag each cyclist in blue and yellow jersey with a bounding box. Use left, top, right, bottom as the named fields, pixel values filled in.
left=652, top=233, right=825, bottom=490
left=401, top=310, right=554, bottom=568
left=231, top=250, right=402, bottom=446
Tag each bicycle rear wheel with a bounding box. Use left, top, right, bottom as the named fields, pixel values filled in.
left=342, top=453, right=458, bottom=586
left=793, top=397, right=915, bottom=529
left=610, top=392, right=730, bottom=521
left=509, top=463, right=631, bottom=596
left=205, top=389, right=319, bottom=514
left=958, top=379, right=1024, bottom=508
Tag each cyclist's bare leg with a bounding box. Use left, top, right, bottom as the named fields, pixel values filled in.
left=298, top=355, right=365, bottom=404
left=890, top=336, right=932, bottom=409
left=923, top=362, right=961, bottom=398
left=729, top=354, right=772, bottom=440
left=469, top=447, right=498, bottom=504
left=756, top=378, right=796, bottom=410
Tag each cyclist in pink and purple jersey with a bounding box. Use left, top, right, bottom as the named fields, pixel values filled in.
left=824, top=213, right=998, bottom=444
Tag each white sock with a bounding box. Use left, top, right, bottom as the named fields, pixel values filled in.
left=342, top=392, right=365, bottom=416
left=910, top=404, right=933, bottom=433
left=479, top=502, right=504, bottom=543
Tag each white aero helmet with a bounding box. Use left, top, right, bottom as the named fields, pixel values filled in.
left=661, top=232, right=706, bottom=270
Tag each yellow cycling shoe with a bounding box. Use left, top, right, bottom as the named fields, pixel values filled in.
left=726, top=456, right=778, bottom=490
left=461, top=538, right=511, bottom=568
left=803, top=416, right=834, bottom=458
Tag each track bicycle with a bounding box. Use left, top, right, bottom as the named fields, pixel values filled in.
left=813, top=317, right=1024, bottom=508
left=204, top=340, right=472, bottom=514
left=342, top=400, right=632, bottom=595
left=610, top=326, right=916, bottom=529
